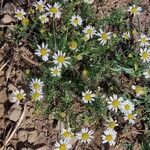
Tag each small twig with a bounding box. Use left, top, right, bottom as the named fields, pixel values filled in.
left=0, top=60, right=10, bottom=72
left=0, top=103, right=27, bottom=150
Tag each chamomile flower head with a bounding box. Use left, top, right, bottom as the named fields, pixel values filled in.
left=29, top=78, right=44, bottom=91
left=82, top=90, right=96, bottom=103
left=108, top=94, right=123, bottom=112
left=50, top=66, right=61, bottom=77
left=120, top=100, right=135, bottom=114
left=31, top=90, right=43, bottom=101
left=15, top=9, right=26, bottom=20
left=128, top=4, right=142, bottom=16
left=39, top=14, right=49, bottom=24
left=102, top=129, right=117, bottom=146
left=54, top=139, right=72, bottom=150
left=46, top=3, right=61, bottom=19
left=124, top=113, right=137, bottom=125
left=83, top=0, right=94, bottom=4
left=122, top=32, right=130, bottom=40
left=131, top=85, right=145, bottom=97
left=53, top=50, right=70, bottom=68
left=97, top=29, right=111, bottom=45
left=61, top=128, right=74, bottom=141
left=143, top=68, right=150, bottom=79
left=33, top=0, right=45, bottom=12
left=70, top=15, right=82, bottom=27
left=76, top=128, right=94, bottom=144
left=83, top=25, right=96, bottom=39
left=35, top=43, right=50, bottom=61
left=105, top=118, right=118, bottom=130
left=9, top=89, right=26, bottom=105
left=140, top=48, right=150, bottom=63
left=138, top=34, right=150, bottom=47
left=69, top=41, right=78, bottom=50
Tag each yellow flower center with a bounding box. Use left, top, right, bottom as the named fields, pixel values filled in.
left=32, top=92, right=40, bottom=101
left=135, top=86, right=142, bottom=94
left=59, top=144, right=66, bottom=150
left=142, top=52, right=149, bottom=59
left=101, top=32, right=108, bottom=40
left=132, top=29, right=137, bottom=35
left=131, top=7, right=138, bottom=14
left=33, top=83, right=40, bottom=90
left=108, top=122, right=115, bottom=129
left=84, top=94, right=91, bottom=101
left=57, top=56, right=65, bottom=63
left=141, top=38, right=147, bottom=44
left=63, top=131, right=70, bottom=138
left=53, top=69, right=59, bottom=75
left=112, top=99, right=119, bottom=108
left=82, top=133, right=89, bottom=140
left=40, top=48, right=47, bottom=56
left=37, top=4, right=43, bottom=11
left=69, top=41, right=77, bottom=50
left=124, top=33, right=129, bottom=39
left=106, top=134, right=113, bottom=142
left=21, top=18, right=29, bottom=26
left=124, top=104, right=130, bottom=111
left=17, top=12, right=23, bottom=18
left=50, top=7, right=58, bottom=14
left=73, top=18, right=79, bottom=25
left=128, top=114, right=133, bottom=120
left=87, top=29, right=93, bottom=35
left=16, top=94, right=23, bottom=101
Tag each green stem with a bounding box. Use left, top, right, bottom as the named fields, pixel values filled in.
left=53, top=17, right=57, bottom=50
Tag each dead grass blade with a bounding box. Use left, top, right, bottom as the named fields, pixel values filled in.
left=0, top=60, right=10, bottom=72
left=21, top=53, right=41, bottom=67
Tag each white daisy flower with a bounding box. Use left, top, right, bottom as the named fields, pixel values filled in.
left=53, top=50, right=70, bottom=68
left=31, top=90, right=43, bottom=101
left=138, top=34, right=150, bottom=47
left=54, top=139, right=72, bottom=150
left=82, top=90, right=96, bottom=103
left=46, top=3, right=61, bottom=19
left=83, top=0, right=94, bottom=4
left=35, top=43, right=50, bottom=62
left=76, top=128, right=94, bottom=144
left=15, top=9, right=26, bottom=20
left=39, top=14, right=49, bottom=24
left=143, top=68, right=150, bottom=79
left=50, top=66, right=61, bottom=77
left=9, top=89, right=26, bottom=105
left=102, top=129, right=117, bottom=146
left=122, top=32, right=130, bottom=40
left=83, top=25, right=96, bottom=39
left=108, top=94, right=123, bottom=112
left=61, top=128, right=74, bottom=141
left=128, top=4, right=142, bottom=16
left=120, top=100, right=135, bottom=114
left=131, top=85, right=145, bottom=97
left=140, top=48, right=150, bottom=63
left=124, top=113, right=137, bottom=125
left=33, top=0, right=45, bottom=12
left=97, top=29, right=111, bottom=45
left=105, top=118, right=118, bottom=130
left=70, top=15, right=82, bottom=27
left=29, top=78, right=44, bottom=91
